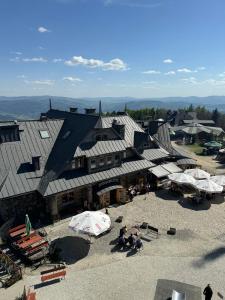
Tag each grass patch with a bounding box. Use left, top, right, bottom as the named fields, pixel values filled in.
left=184, top=143, right=203, bottom=155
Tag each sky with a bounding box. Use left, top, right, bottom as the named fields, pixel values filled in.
left=1, top=0, right=225, bottom=98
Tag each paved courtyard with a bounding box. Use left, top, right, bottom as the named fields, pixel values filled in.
left=1, top=189, right=225, bottom=299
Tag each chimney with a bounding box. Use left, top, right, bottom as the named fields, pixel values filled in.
left=85, top=108, right=96, bottom=115
left=112, top=119, right=125, bottom=139
left=40, top=113, right=47, bottom=121
left=32, top=156, right=41, bottom=171
left=69, top=107, right=78, bottom=113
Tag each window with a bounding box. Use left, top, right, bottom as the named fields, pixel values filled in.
left=115, top=154, right=120, bottom=163
left=103, top=135, right=108, bottom=140
left=99, top=158, right=105, bottom=166
left=71, top=159, right=76, bottom=169
left=96, top=135, right=102, bottom=141
left=107, top=156, right=112, bottom=165
left=91, top=159, right=96, bottom=169
left=40, top=130, right=50, bottom=139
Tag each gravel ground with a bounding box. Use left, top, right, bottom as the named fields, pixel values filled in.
left=1, top=191, right=225, bottom=299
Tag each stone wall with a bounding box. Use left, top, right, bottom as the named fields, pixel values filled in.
left=0, top=192, right=45, bottom=223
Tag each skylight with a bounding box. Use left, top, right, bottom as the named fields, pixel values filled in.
left=40, top=130, right=50, bottom=139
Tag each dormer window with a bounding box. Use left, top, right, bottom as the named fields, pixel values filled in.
left=40, top=130, right=50, bottom=139
left=96, top=135, right=102, bottom=141
left=107, top=156, right=112, bottom=165
left=91, top=159, right=96, bottom=169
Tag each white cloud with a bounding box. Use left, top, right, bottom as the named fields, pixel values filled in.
left=53, top=58, right=64, bottom=63
left=142, top=70, right=161, bottom=74
left=38, top=26, right=51, bottom=33
left=38, top=46, right=45, bottom=50
left=104, top=0, right=161, bottom=8
left=181, top=77, right=197, bottom=84
left=197, top=66, right=206, bottom=71
left=177, top=68, right=197, bottom=73
left=11, top=51, right=22, bottom=55
left=163, top=58, right=173, bottom=64
left=17, top=75, right=26, bottom=79
left=22, top=57, right=47, bottom=62
left=219, top=72, right=225, bottom=77
left=164, top=71, right=176, bottom=75
left=10, top=57, right=20, bottom=62
left=24, top=79, right=55, bottom=85
left=204, top=79, right=225, bottom=86
left=65, top=55, right=128, bottom=70
left=142, top=81, right=156, bottom=84
left=63, top=76, right=82, bottom=82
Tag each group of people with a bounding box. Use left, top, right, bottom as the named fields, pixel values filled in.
left=118, top=226, right=143, bottom=251
left=128, top=183, right=151, bottom=201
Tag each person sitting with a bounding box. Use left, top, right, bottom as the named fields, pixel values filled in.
left=119, top=226, right=127, bottom=238
left=118, top=234, right=127, bottom=248
left=128, top=234, right=136, bottom=249
left=135, top=238, right=143, bottom=251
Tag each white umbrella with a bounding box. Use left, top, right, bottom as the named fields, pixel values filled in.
left=168, top=172, right=196, bottom=185
left=210, top=175, right=225, bottom=186
left=184, top=168, right=210, bottom=180
left=69, top=211, right=111, bottom=237
left=193, top=179, right=223, bottom=193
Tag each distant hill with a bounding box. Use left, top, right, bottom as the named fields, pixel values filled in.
left=1, top=95, right=225, bottom=120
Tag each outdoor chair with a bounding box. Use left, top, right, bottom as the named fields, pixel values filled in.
left=115, top=216, right=123, bottom=223
left=167, top=227, right=176, bottom=235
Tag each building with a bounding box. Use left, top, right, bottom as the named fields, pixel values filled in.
left=0, top=104, right=197, bottom=224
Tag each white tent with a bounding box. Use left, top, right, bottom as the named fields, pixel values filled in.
left=168, top=173, right=196, bottom=185
left=184, top=168, right=210, bottom=180
left=69, top=211, right=111, bottom=236
left=193, top=179, right=223, bottom=193
left=210, top=175, right=225, bottom=186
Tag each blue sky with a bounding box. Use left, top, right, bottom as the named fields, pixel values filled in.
left=1, top=0, right=225, bottom=98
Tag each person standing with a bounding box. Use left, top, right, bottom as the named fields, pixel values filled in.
left=203, top=284, right=213, bottom=300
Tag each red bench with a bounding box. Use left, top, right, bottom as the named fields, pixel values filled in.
left=40, top=266, right=66, bottom=282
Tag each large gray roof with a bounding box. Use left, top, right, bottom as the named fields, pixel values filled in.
left=0, top=119, right=64, bottom=199
left=75, top=140, right=129, bottom=158
left=102, top=115, right=144, bottom=146
left=44, top=159, right=155, bottom=196
left=141, top=148, right=169, bottom=161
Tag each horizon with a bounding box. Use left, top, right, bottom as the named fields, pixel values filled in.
left=1, top=0, right=225, bottom=98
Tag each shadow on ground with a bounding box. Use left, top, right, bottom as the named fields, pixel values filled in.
left=51, top=236, right=90, bottom=265
left=211, top=195, right=225, bottom=205
left=192, top=247, right=225, bottom=268
left=155, top=190, right=181, bottom=201
left=178, top=198, right=211, bottom=211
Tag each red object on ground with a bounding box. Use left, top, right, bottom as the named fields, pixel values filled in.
left=19, top=235, right=43, bottom=249
left=8, top=224, right=25, bottom=234
left=9, top=226, right=26, bottom=238
left=26, top=289, right=36, bottom=300
left=41, top=270, right=66, bottom=282
left=16, top=232, right=37, bottom=244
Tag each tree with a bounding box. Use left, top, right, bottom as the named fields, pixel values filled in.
left=212, top=108, right=220, bottom=125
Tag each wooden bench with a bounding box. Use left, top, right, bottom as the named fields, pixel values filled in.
left=147, top=225, right=159, bottom=238
left=40, top=265, right=66, bottom=282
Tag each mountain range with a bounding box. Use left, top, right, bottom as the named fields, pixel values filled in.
left=0, top=95, right=225, bottom=120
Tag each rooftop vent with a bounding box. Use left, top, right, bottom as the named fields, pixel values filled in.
left=69, top=107, right=78, bottom=113
left=40, top=114, right=48, bottom=121
left=85, top=108, right=96, bottom=115
left=32, top=156, right=41, bottom=171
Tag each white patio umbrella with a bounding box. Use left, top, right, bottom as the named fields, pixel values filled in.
left=210, top=175, right=225, bottom=186
left=69, top=211, right=111, bottom=237
left=193, top=179, right=223, bottom=193
left=168, top=172, right=196, bottom=185
left=184, top=168, right=210, bottom=180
